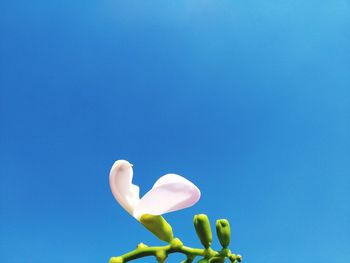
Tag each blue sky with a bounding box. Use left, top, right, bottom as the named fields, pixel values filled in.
left=1, top=1, right=349, bottom=263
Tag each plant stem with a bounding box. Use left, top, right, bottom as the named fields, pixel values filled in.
left=109, top=240, right=221, bottom=263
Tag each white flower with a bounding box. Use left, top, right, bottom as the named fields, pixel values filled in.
left=109, top=160, right=201, bottom=220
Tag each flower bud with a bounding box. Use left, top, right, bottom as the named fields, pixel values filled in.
left=215, top=219, right=231, bottom=248
left=136, top=243, right=148, bottom=249
left=140, top=214, right=174, bottom=242
left=193, top=214, right=212, bottom=248
left=155, top=250, right=167, bottom=263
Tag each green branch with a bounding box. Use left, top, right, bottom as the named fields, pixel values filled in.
left=108, top=214, right=242, bottom=263
left=109, top=238, right=210, bottom=262
left=109, top=239, right=241, bottom=263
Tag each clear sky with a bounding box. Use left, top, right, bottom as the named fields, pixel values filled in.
left=1, top=1, right=349, bottom=263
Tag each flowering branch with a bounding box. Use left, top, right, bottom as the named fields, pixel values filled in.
left=108, top=214, right=242, bottom=263
left=107, top=160, right=242, bottom=262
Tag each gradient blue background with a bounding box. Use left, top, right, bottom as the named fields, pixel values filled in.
left=1, top=1, right=349, bottom=262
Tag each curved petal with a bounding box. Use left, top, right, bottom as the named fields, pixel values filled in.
left=109, top=160, right=140, bottom=215
left=152, top=173, right=194, bottom=188
left=133, top=174, right=200, bottom=219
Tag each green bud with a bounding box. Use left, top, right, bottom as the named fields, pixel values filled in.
left=215, top=219, right=231, bottom=248
left=197, top=259, right=209, bottom=263
left=155, top=250, right=167, bottom=263
left=140, top=214, right=174, bottom=242
left=136, top=243, right=148, bottom=249
left=229, top=254, right=242, bottom=263
left=228, top=253, right=236, bottom=263
left=193, top=214, right=212, bottom=248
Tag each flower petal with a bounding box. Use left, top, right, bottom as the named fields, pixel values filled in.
left=152, top=173, right=194, bottom=188
left=133, top=174, right=200, bottom=219
left=109, top=160, right=140, bottom=215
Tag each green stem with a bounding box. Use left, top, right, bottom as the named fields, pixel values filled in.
left=109, top=239, right=221, bottom=263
